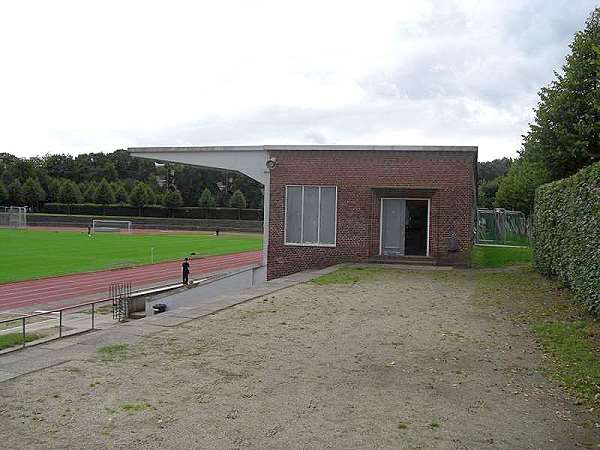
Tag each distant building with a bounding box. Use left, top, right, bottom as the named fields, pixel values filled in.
left=129, top=145, right=477, bottom=279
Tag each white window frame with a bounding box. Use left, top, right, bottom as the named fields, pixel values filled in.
left=379, top=197, right=430, bottom=257
left=284, top=185, right=337, bottom=247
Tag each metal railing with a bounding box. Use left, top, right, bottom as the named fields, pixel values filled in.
left=0, top=277, right=196, bottom=354
left=0, top=273, right=223, bottom=354
left=0, top=297, right=113, bottom=353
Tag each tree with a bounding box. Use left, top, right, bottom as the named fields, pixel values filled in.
left=94, top=179, right=115, bottom=205
left=218, top=190, right=232, bottom=208
left=42, top=153, right=75, bottom=179
left=477, top=178, right=500, bottom=209
left=520, top=8, right=600, bottom=179
left=163, top=188, right=183, bottom=210
left=493, top=7, right=600, bottom=214
left=229, top=190, right=247, bottom=209
left=478, top=158, right=512, bottom=182
left=0, top=181, right=8, bottom=205
left=128, top=181, right=149, bottom=216
left=21, top=177, right=46, bottom=209
left=83, top=182, right=97, bottom=203
left=98, top=162, right=118, bottom=181
left=46, top=178, right=61, bottom=203
left=0, top=150, right=265, bottom=208
left=145, top=185, right=157, bottom=205
left=7, top=179, right=23, bottom=205
left=57, top=180, right=82, bottom=204
left=198, top=187, right=216, bottom=207
left=495, top=159, right=550, bottom=215
left=114, top=184, right=128, bottom=203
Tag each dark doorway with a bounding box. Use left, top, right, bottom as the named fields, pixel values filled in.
left=404, top=200, right=428, bottom=256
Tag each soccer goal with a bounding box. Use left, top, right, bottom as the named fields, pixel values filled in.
left=0, top=206, right=27, bottom=228
left=92, top=219, right=132, bottom=233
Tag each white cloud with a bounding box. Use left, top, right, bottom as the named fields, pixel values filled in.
left=0, top=0, right=596, bottom=161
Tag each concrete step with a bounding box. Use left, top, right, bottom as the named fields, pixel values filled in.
left=367, top=256, right=435, bottom=266
left=129, top=312, right=146, bottom=320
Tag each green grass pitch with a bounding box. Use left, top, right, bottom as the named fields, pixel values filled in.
left=0, top=229, right=263, bottom=284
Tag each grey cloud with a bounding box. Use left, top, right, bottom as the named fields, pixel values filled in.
left=55, top=1, right=600, bottom=164
left=303, top=129, right=329, bottom=144
left=361, top=1, right=596, bottom=109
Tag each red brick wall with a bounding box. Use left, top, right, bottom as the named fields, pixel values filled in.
left=267, top=150, right=476, bottom=279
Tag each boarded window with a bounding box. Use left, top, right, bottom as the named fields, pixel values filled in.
left=285, top=186, right=337, bottom=246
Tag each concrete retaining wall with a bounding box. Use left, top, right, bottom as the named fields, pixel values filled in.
left=146, top=265, right=266, bottom=315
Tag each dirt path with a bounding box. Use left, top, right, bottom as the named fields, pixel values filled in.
left=0, top=268, right=598, bottom=449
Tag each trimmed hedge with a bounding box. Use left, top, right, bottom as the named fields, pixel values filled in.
left=533, top=162, right=600, bottom=314
left=40, top=203, right=263, bottom=221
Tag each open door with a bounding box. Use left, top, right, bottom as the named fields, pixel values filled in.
left=380, top=198, right=429, bottom=257
left=381, top=199, right=405, bottom=256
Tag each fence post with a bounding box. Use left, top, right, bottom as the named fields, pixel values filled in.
left=59, top=310, right=62, bottom=338
left=22, top=317, right=26, bottom=348
left=91, top=303, right=95, bottom=330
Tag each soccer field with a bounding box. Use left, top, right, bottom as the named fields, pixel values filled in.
left=0, top=228, right=263, bottom=284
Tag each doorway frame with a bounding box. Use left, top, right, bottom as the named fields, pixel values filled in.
left=379, top=197, right=431, bottom=257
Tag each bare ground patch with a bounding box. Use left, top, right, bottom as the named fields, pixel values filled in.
left=0, top=268, right=599, bottom=449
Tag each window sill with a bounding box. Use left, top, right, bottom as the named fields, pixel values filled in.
left=284, top=242, right=337, bottom=248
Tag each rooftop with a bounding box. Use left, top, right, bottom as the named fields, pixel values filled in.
left=128, top=145, right=477, bottom=154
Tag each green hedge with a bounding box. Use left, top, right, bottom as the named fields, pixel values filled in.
left=40, top=203, right=263, bottom=221
left=533, top=162, right=600, bottom=314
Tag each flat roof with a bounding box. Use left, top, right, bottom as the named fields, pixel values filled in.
left=128, top=145, right=477, bottom=153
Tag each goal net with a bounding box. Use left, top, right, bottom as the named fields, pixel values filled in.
left=0, top=206, right=27, bottom=228
left=92, top=219, right=132, bottom=233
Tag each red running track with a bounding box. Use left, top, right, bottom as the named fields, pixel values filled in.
left=0, top=251, right=262, bottom=313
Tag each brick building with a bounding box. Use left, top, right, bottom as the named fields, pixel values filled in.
left=129, top=145, right=478, bottom=280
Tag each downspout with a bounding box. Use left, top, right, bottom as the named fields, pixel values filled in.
left=262, top=155, right=271, bottom=275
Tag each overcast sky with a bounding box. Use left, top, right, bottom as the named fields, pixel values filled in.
left=0, top=1, right=597, bottom=161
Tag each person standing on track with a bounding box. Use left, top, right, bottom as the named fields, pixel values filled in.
left=182, top=257, right=190, bottom=285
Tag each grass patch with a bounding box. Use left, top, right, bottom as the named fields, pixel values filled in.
left=120, top=400, right=152, bottom=415
left=312, top=266, right=389, bottom=285
left=98, top=343, right=129, bottom=361
left=0, top=229, right=262, bottom=284
left=471, top=244, right=532, bottom=268
left=533, top=322, right=600, bottom=402
left=474, top=267, right=600, bottom=406
left=0, top=332, right=44, bottom=350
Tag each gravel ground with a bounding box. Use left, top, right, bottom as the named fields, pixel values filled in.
left=1, top=268, right=599, bottom=449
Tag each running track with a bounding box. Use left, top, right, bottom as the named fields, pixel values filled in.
left=0, top=251, right=262, bottom=313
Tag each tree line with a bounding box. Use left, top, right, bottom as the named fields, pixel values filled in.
left=0, top=150, right=263, bottom=211
left=481, top=7, right=600, bottom=215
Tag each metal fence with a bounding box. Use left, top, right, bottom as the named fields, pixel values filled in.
left=476, top=208, right=530, bottom=245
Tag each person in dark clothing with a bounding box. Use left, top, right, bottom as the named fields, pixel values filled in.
left=182, top=257, right=190, bottom=285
